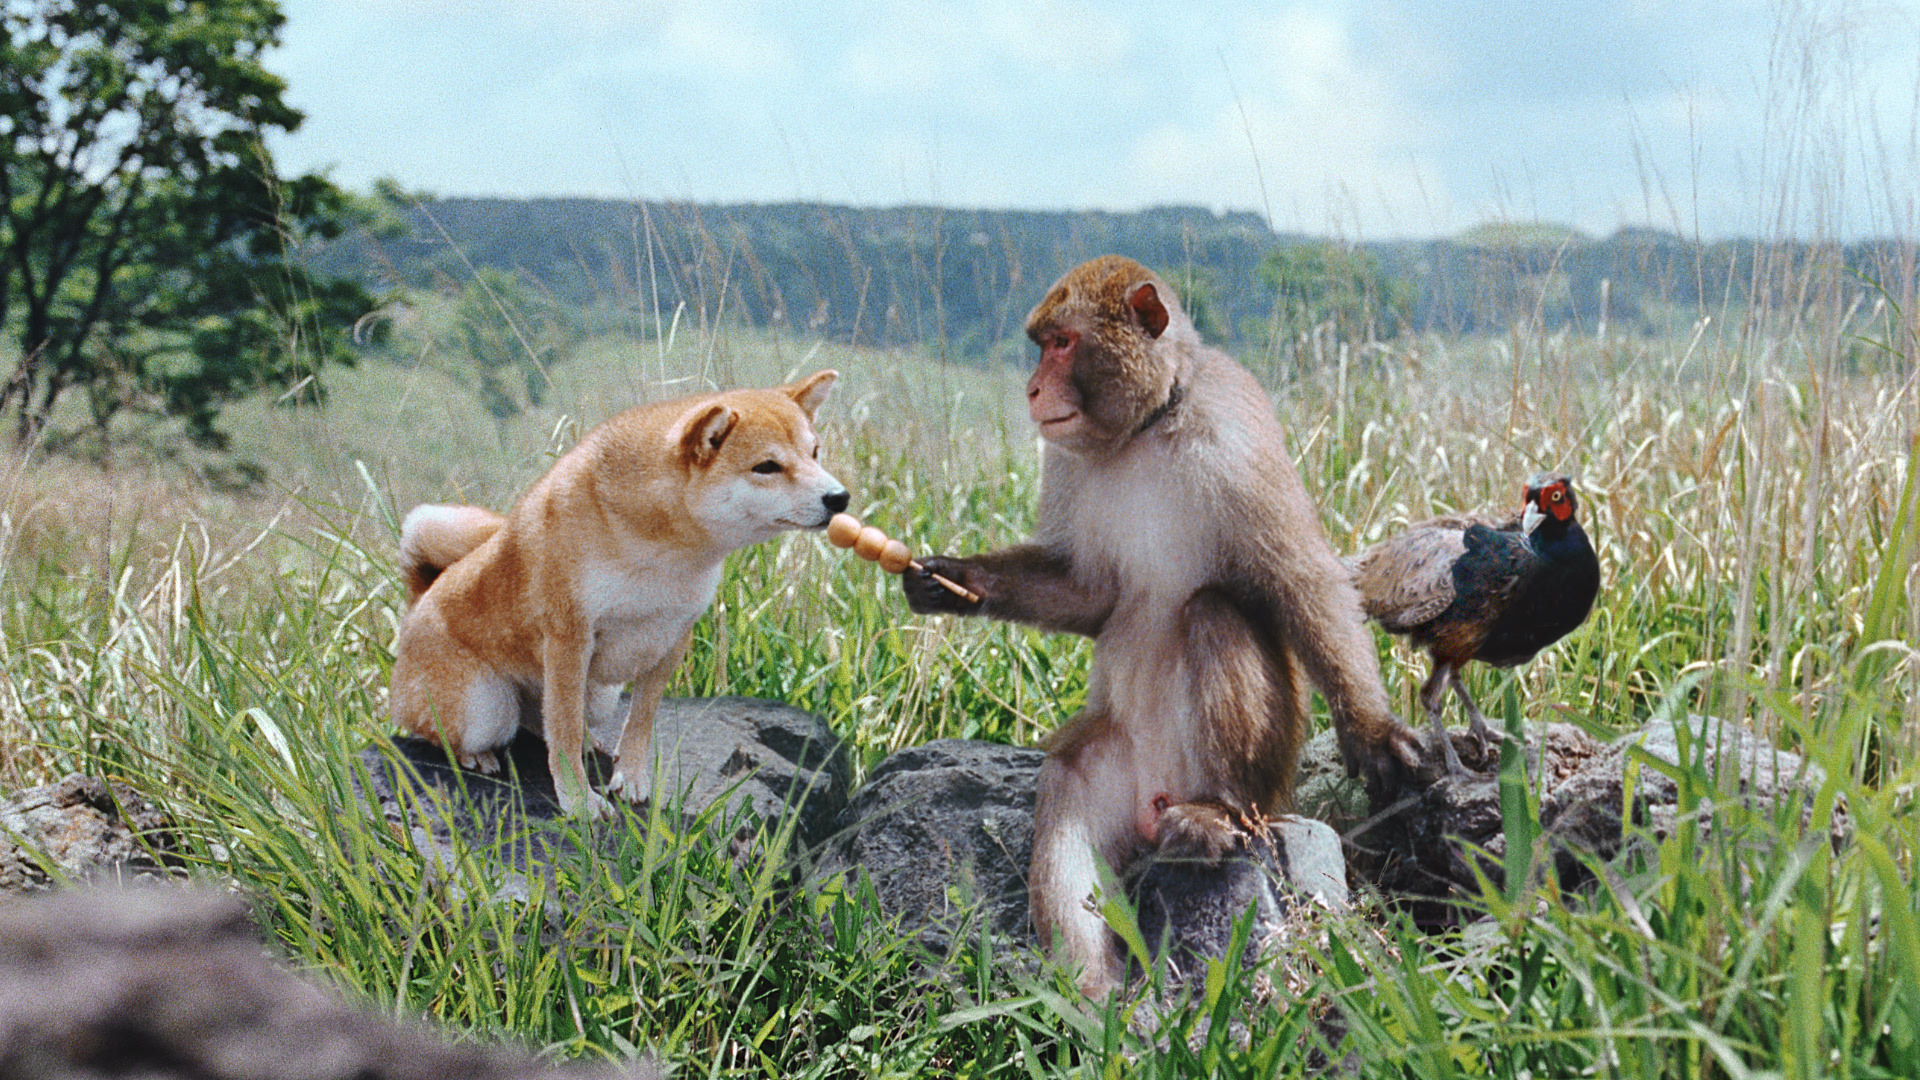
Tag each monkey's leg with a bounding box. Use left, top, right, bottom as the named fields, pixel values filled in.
left=1420, top=660, right=1469, bottom=777
left=1176, top=588, right=1303, bottom=839
left=1030, top=711, right=1139, bottom=999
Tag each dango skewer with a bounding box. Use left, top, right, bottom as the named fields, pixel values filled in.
left=826, top=513, right=980, bottom=603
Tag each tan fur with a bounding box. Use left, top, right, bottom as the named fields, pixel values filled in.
left=904, top=257, right=1423, bottom=996
left=400, top=504, right=505, bottom=604
left=390, top=371, right=847, bottom=817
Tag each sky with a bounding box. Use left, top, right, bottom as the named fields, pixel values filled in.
left=265, top=0, right=1920, bottom=241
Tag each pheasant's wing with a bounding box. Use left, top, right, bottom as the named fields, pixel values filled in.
left=1350, top=524, right=1468, bottom=631
left=1447, top=523, right=1542, bottom=624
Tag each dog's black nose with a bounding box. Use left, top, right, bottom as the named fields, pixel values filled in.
left=823, top=489, right=850, bottom=514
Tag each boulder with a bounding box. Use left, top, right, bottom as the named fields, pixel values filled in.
left=0, top=882, right=654, bottom=1079
left=1549, top=711, right=1829, bottom=844
left=0, top=774, right=177, bottom=893
left=807, top=739, right=1044, bottom=952
left=806, top=738, right=1350, bottom=980
left=355, top=695, right=851, bottom=897
left=1305, top=713, right=1834, bottom=912
left=1129, top=815, right=1348, bottom=982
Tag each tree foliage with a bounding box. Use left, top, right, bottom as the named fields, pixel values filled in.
left=1259, top=242, right=1413, bottom=345
left=437, top=267, right=577, bottom=422
left=0, top=0, right=377, bottom=455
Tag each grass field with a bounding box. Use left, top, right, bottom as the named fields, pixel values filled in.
left=2, top=279, right=1917, bottom=1076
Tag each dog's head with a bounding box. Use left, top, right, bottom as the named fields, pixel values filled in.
left=675, top=369, right=849, bottom=550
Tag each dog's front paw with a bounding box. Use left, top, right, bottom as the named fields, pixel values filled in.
left=607, top=769, right=653, bottom=806
left=557, top=786, right=614, bottom=820
left=456, top=749, right=503, bottom=775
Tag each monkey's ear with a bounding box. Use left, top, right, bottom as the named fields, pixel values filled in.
left=1128, top=283, right=1170, bottom=338
left=679, top=402, right=738, bottom=465
left=785, top=369, right=839, bottom=420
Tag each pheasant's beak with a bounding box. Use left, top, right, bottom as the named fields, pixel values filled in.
left=1522, top=501, right=1546, bottom=535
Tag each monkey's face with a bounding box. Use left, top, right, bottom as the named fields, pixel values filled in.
left=1026, top=323, right=1089, bottom=441
left=1024, top=262, right=1181, bottom=453
left=1024, top=318, right=1170, bottom=453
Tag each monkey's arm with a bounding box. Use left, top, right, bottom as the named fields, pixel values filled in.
left=1250, top=539, right=1427, bottom=800
left=904, top=544, right=1116, bottom=637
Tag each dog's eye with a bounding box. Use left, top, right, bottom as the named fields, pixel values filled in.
left=752, top=460, right=783, bottom=475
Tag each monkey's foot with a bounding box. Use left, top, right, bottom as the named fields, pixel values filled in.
left=455, top=749, right=502, bottom=775
left=1152, top=798, right=1258, bottom=863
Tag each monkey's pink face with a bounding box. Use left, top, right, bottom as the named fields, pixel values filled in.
left=1027, top=327, right=1085, bottom=442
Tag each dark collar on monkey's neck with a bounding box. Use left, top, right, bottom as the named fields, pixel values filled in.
left=1134, top=380, right=1183, bottom=436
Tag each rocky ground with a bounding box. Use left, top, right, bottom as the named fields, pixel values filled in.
left=1, top=699, right=1833, bottom=1077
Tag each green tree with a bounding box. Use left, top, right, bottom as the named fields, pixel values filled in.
left=0, top=0, right=377, bottom=454
left=1259, top=242, right=1413, bottom=344
left=442, top=267, right=574, bottom=422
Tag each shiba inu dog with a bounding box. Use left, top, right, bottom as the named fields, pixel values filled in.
left=390, top=370, right=848, bottom=817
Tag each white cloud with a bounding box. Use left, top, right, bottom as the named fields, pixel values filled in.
left=263, top=0, right=1920, bottom=238
left=656, top=8, right=800, bottom=81
left=1114, top=9, right=1450, bottom=234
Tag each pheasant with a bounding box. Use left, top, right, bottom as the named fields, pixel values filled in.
left=1349, top=474, right=1600, bottom=777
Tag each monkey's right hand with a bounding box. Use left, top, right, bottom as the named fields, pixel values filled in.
left=1151, top=799, right=1255, bottom=864
left=902, top=555, right=985, bottom=615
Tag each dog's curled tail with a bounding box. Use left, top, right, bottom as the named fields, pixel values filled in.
left=399, top=504, right=505, bottom=605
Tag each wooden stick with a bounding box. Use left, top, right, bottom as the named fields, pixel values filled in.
left=908, top=559, right=982, bottom=604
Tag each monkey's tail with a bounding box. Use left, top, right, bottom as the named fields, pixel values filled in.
left=399, top=504, right=505, bottom=605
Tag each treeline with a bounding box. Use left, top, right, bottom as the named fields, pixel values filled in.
left=329, top=194, right=1916, bottom=356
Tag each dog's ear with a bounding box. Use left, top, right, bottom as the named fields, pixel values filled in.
left=784, top=369, right=838, bottom=420
left=679, top=402, right=738, bottom=466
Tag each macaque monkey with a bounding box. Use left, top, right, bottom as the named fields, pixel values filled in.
left=904, top=255, right=1424, bottom=996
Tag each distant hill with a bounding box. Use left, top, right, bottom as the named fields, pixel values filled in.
left=319, top=196, right=1911, bottom=356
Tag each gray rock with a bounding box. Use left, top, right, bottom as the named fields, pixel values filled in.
left=1552, top=712, right=1829, bottom=844
left=0, top=882, right=654, bottom=1079
left=807, top=739, right=1044, bottom=953
left=641, top=695, right=854, bottom=851
left=807, top=739, right=1351, bottom=982
left=1308, top=713, right=1833, bottom=910
left=0, top=774, right=177, bottom=893
left=356, top=695, right=851, bottom=898
left=1271, top=814, right=1351, bottom=909
left=1130, top=815, right=1348, bottom=982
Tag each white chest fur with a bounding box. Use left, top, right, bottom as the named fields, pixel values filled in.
left=579, top=557, right=724, bottom=683
left=1069, top=441, right=1216, bottom=604
left=1066, top=440, right=1221, bottom=801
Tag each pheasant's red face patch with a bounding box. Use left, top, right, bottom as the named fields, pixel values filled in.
left=1536, top=480, right=1574, bottom=521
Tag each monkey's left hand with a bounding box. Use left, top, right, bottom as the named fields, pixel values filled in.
left=1339, top=717, right=1433, bottom=806
left=902, top=556, right=985, bottom=615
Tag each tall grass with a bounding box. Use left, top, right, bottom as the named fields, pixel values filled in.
left=4, top=207, right=1918, bottom=1075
